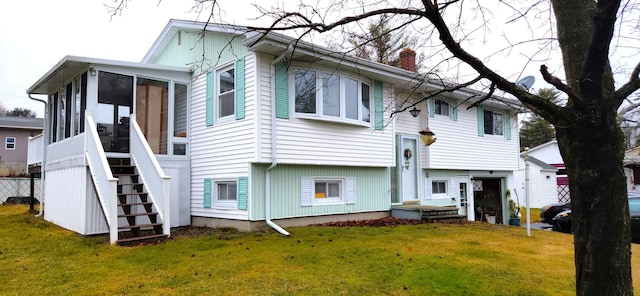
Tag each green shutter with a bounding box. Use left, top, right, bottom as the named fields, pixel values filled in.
left=203, top=179, right=212, bottom=208
left=205, top=71, right=215, bottom=126
left=374, top=80, right=384, bottom=130
left=235, top=58, right=246, bottom=120
left=477, top=105, right=484, bottom=137
left=451, top=99, right=458, bottom=121
left=428, top=98, right=435, bottom=118
left=237, top=176, right=248, bottom=210
left=505, top=111, right=512, bottom=140
left=275, top=61, right=289, bottom=119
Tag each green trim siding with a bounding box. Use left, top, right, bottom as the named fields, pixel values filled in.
left=275, top=61, right=289, bottom=119
left=451, top=99, right=458, bottom=121
left=249, top=164, right=390, bottom=221
left=477, top=105, right=484, bottom=137
left=205, top=71, right=215, bottom=126
left=235, top=58, right=246, bottom=120
left=153, top=31, right=248, bottom=76
left=429, top=98, right=435, bottom=118
left=237, top=176, right=248, bottom=210
left=203, top=179, right=212, bottom=208
left=505, top=112, right=511, bottom=140
left=374, top=80, right=384, bottom=130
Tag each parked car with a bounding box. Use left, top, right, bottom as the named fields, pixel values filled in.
left=540, top=202, right=571, bottom=224
left=550, top=195, right=640, bottom=242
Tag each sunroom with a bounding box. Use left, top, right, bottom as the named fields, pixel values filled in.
left=27, top=56, right=192, bottom=244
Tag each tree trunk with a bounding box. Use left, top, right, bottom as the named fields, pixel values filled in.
left=551, top=0, right=632, bottom=294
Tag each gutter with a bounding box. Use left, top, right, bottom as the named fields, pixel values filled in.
left=28, top=94, right=47, bottom=217
left=264, top=46, right=293, bottom=236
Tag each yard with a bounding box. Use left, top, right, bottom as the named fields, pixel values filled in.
left=1, top=205, right=639, bottom=295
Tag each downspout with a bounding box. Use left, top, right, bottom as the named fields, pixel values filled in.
left=265, top=46, right=293, bottom=236
left=28, top=94, right=47, bottom=217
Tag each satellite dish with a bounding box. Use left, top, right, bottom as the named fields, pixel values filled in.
left=516, top=76, right=535, bottom=91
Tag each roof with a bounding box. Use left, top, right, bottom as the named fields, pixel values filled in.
left=522, top=155, right=558, bottom=171
left=525, top=139, right=558, bottom=153
left=143, top=19, right=522, bottom=111
left=27, top=55, right=191, bottom=95
left=0, top=116, right=44, bottom=130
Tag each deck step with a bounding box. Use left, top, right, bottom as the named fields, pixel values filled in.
left=118, top=212, right=157, bottom=218
left=116, top=234, right=168, bottom=246
left=117, top=192, right=148, bottom=196
left=119, top=201, right=153, bottom=206
left=118, top=223, right=162, bottom=230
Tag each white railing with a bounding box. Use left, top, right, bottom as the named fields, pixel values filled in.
left=129, top=114, right=171, bottom=237
left=84, top=111, right=119, bottom=244
left=27, top=133, right=44, bottom=166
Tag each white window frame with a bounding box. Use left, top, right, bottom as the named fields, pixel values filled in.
left=483, top=109, right=504, bottom=136
left=431, top=179, right=449, bottom=198
left=291, top=67, right=372, bottom=126
left=214, top=180, right=237, bottom=208
left=5, top=137, right=16, bottom=150
left=216, top=63, right=235, bottom=121
left=434, top=99, right=450, bottom=116
left=301, top=176, right=356, bottom=206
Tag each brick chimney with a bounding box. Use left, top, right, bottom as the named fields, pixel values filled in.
left=399, top=48, right=416, bottom=72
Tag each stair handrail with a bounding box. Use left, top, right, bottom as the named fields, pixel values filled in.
left=84, top=111, right=119, bottom=244
left=128, top=114, right=171, bottom=237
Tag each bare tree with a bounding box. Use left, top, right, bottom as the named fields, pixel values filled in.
left=235, top=1, right=639, bottom=295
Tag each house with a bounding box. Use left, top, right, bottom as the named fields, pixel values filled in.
left=0, top=116, right=43, bottom=176
left=26, top=19, right=522, bottom=244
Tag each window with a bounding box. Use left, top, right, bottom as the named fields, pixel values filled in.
left=301, top=177, right=356, bottom=206
left=432, top=180, right=448, bottom=195
left=216, top=181, right=237, bottom=207
left=293, top=68, right=372, bottom=124
left=5, top=137, right=15, bottom=150
left=483, top=110, right=504, bottom=135
left=218, top=65, right=235, bottom=119
left=434, top=99, right=450, bottom=116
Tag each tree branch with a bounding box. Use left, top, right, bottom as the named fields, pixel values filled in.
left=615, top=60, right=640, bottom=104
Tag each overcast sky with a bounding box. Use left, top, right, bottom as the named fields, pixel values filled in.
left=0, top=0, right=229, bottom=117
left=1, top=1, right=634, bottom=118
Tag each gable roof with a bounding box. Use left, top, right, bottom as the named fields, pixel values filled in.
left=143, top=19, right=522, bottom=111
left=0, top=116, right=44, bottom=130
left=521, top=155, right=558, bottom=171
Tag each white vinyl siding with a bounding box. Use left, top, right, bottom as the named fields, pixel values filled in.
left=256, top=56, right=394, bottom=167
left=191, top=53, right=257, bottom=219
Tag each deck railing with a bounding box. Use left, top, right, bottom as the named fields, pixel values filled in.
left=84, top=111, right=119, bottom=244
left=129, top=114, right=170, bottom=237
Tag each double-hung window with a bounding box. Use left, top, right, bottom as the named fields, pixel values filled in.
left=434, top=99, right=450, bottom=116
left=432, top=180, right=448, bottom=195
left=217, top=65, right=235, bottom=120
left=5, top=137, right=15, bottom=150
left=216, top=181, right=237, bottom=208
left=483, top=110, right=504, bottom=136
left=293, top=69, right=371, bottom=124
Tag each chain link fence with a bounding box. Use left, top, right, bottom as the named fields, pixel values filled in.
left=0, top=178, right=41, bottom=204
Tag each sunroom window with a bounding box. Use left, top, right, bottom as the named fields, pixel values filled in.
left=293, top=69, right=371, bottom=124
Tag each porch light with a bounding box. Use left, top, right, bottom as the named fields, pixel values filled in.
left=419, top=128, right=437, bottom=146
left=409, top=107, right=421, bottom=118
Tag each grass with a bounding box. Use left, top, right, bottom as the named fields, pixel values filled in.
left=1, top=205, right=640, bottom=295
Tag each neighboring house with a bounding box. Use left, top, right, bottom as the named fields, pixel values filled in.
left=513, top=154, right=558, bottom=208
left=524, top=140, right=569, bottom=203
left=26, top=19, right=522, bottom=244
left=0, top=116, right=43, bottom=176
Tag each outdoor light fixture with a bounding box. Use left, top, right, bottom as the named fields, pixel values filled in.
left=419, top=128, right=437, bottom=146
left=89, top=67, right=97, bottom=76
left=409, top=107, right=421, bottom=118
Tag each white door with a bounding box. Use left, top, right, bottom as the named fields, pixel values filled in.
left=457, top=176, right=473, bottom=220
left=401, top=137, right=419, bottom=203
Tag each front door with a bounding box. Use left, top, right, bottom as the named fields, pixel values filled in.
left=401, top=137, right=419, bottom=203
left=457, top=176, right=473, bottom=219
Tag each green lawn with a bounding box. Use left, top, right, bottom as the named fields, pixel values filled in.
left=1, top=205, right=639, bottom=295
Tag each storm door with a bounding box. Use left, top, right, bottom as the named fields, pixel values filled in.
left=96, top=72, right=133, bottom=153
left=401, top=137, right=419, bottom=203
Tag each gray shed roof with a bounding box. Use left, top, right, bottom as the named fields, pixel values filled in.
left=522, top=155, right=558, bottom=171
left=0, top=116, right=44, bottom=130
